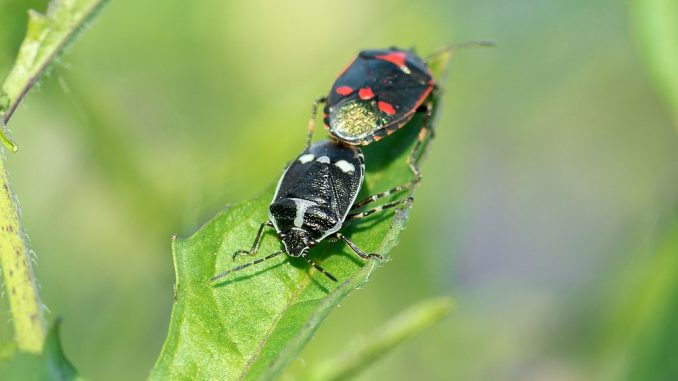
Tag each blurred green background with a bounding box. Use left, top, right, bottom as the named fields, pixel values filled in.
left=1, top=0, right=677, bottom=380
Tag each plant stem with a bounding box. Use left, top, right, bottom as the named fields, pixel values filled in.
left=0, top=0, right=109, bottom=149
left=0, top=0, right=108, bottom=354
left=0, top=153, right=45, bottom=353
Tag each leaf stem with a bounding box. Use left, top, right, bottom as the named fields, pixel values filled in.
left=307, top=297, right=454, bottom=381
left=0, top=153, right=45, bottom=353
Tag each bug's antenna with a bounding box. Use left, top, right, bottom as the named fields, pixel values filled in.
left=211, top=250, right=284, bottom=282
left=304, top=257, right=338, bottom=282
left=425, top=40, right=496, bottom=62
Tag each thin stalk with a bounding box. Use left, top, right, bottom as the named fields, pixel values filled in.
left=0, top=153, right=45, bottom=353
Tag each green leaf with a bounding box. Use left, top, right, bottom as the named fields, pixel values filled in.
left=632, top=0, right=678, bottom=129
left=306, top=297, right=454, bottom=381
left=0, top=0, right=108, bottom=149
left=149, top=52, right=452, bottom=381
left=0, top=320, right=82, bottom=381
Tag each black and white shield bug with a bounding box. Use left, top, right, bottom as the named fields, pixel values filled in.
left=211, top=140, right=411, bottom=282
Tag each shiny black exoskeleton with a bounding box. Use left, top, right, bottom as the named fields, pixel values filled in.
left=212, top=140, right=412, bottom=282
left=269, top=140, right=364, bottom=257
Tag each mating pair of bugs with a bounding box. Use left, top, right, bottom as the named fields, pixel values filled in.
left=212, top=42, right=491, bottom=282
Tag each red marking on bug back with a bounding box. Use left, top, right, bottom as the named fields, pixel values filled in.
left=375, top=52, right=407, bottom=68
left=335, top=86, right=354, bottom=96
left=359, top=87, right=375, bottom=100
left=378, top=101, right=396, bottom=115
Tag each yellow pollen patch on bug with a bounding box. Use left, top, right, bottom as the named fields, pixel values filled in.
left=330, top=100, right=378, bottom=141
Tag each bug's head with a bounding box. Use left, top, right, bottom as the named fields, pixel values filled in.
left=279, top=228, right=316, bottom=257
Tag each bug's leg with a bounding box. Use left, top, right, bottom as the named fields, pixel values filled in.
left=335, top=232, right=383, bottom=260
left=306, top=96, right=327, bottom=149
left=407, top=101, right=434, bottom=184
left=303, top=256, right=337, bottom=282
left=347, top=197, right=413, bottom=221
left=212, top=250, right=284, bottom=282
left=232, top=221, right=274, bottom=260
left=351, top=182, right=414, bottom=209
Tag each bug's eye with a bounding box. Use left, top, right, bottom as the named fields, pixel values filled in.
left=308, top=240, right=318, bottom=248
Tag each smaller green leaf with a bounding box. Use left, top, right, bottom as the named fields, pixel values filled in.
left=306, top=297, right=454, bottom=381
left=596, top=217, right=678, bottom=381
left=632, top=0, right=678, bottom=128
left=0, top=320, right=82, bottom=381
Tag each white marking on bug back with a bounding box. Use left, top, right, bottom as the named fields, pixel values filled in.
left=298, top=153, right=315, bottom=164
left=334, top=159, right=355, bottom=174
left=293, top=198, right=316, bottom=227
left=316, top=156, right=330, bottom=164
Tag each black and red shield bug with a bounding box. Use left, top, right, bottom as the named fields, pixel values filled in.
left=324, top=48, right=434, bottom=146
left=211, top=140, right=412, bottom=282
left=305, top=41, right=494, bottom=189
left=308, top=41, right=495, bottom=146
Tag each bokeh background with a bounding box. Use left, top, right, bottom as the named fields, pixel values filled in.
left=1, top=0, right=677, bottom=380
